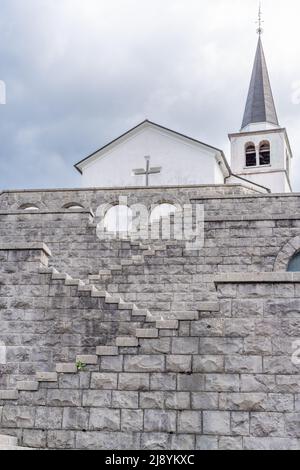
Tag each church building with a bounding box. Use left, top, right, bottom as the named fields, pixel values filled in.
left=75, top=33, right=293, bottom=194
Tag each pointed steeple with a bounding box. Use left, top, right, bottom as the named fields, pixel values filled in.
left=241, top=36, right=279, bottom=130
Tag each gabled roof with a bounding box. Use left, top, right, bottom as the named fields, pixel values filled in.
left=74, top=119, right=230, bottom=174
left=242, top=37, right=279, bottom=129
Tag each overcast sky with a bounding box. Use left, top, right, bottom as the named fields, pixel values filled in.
left=0, top=0, right=300, bottom=191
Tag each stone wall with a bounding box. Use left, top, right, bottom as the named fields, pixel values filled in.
left=0, top=185, right=300, bottom=449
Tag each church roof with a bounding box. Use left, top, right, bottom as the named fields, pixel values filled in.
left=241, top=37, right=279, bottom=129
left=74, top=119, right=230, bottom=174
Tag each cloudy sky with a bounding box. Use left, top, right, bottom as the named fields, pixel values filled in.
left=0, top=0, right=300, bottom=190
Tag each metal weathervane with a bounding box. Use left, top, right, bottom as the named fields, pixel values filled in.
left=256, top=2, right=264, bottom=36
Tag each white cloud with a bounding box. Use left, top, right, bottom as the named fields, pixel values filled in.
left=0, top=0, right=300, bottom=190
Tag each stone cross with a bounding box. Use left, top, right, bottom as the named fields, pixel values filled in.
left=133, top=156, right=162, bottom=187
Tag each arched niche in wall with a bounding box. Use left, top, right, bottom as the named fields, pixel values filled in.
left=19, top=204, right=40, bottom=211
left=63, top=203, right=85, bottom=210
left=274, top=235, right=300, bottom=271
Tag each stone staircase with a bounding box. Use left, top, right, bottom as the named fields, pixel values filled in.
left=85, top=238, right=205, bottom=317
left=0, top=263, right=196, bottom=449
left=0, top=264, right=187, bottom=397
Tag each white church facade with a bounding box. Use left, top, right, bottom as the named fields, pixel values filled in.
left=75, top=35, right=293, bottom=194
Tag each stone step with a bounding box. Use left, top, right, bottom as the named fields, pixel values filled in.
left=91, top=290, right=108, bottom=298
left=197, top=301, right=220, bottom=312
left=65, top=278, right=84, bottom=286
left=150, top=311, right=198, bottom=321
left=0, top=435, right=18, bottom=447
left=36, top=372, right=58, bottom=383
left=105, top=295, right=122, bottom=304
left=118, top=302, right=134, bottom=310
left=52, top=273, right=71, bottom=281
left=146, top=311, right=199, bottom=322
left=88, top=275, right=101, bottom=281
left=131, top=308, right=149, bottom=317
left=156, top=320, right=179, bottom=330
left=132, top=255, right=144, bottom=262
left=76, top=355, right=98, bottom=365
left=135, top=328, right=158, bottom=338
left=56, top=363, right=77, bottom=374
left=39, top=267, right=57, bottom=275
left=0, top=390, right=18, bottom=400
left=120, top=260, right=133, bottom=266
left=116, top=337, right=139, bottom=347
left=16, top=381, right=39, bottom=391
left=77, top=285, right=94, bottom=292
left=96, top=346, right=118, bottom=356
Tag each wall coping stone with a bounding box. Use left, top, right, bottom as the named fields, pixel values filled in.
left=205, top=214, right=300, bottom=222
left=0, top=183, right=257, bottom=194
left=215, top=272, right=300, bottom=284
left=0, top=209, right=93, bottom=216
left=0, top=243, right=52, bottom=257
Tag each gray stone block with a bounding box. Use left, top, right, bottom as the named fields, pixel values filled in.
left=47, top=390, right=82, bottom=407
left=56, top=363, right=77, bottom=374
left=203, top=411, right=230, bottom=435
left=112, top=391, right=138, bottom=409
left=250, top=412, right=285, bottom=437
left=166, top=355, right=192, bottom=373
left=91, top=373, right=118, bottom=390
left=118, top=373, right=149, bottom=391
left=124, top=355, right=165, bottom=372
left=89, top=409, right=120, bottom=431
left=193, top=355, right=224, bottom=373
left=96, top=346, right=119, bottom=356
left=150, top=373, right=176, bottom=391
left=35, top=407, right=63, bottom=430
left=195, top=435, right=218, bottom=450
left=177, top=374, right=205, bottom=392
left=121, top=410, right=143, bottom=432
left=82, top=390, right=111, bottom=407
left=62, top=408, right=89, bottom=430
left=144, top=410, right=176, bottom=433
left=140, top=392, right=165, bottom=409
left=47, top=430, right=76, bottom=449
left=172, top=338, right=199, bottom=355
left=178, top=411, right=202, bottom=433
left=165, top=392, right=190, bottom=410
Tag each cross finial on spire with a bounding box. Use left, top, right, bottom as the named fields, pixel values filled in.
left=256, top=2, right=264, bottom=36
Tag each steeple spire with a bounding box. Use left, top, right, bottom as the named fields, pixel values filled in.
left=241, top=7, right=279, bottom=130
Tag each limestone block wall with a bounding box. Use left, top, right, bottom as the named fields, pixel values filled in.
left=1, top=262, right=300, bottom=449
left=0, top=186, right=300, bottom=449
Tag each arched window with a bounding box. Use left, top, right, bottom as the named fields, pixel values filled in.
left=104, top=205, right=133, bottom=234
left=245, top=143, right=256, bottom=167
left=63, top=203, right=84, bottom=210
left=150, top=203, right=177, bottom=223
left=259, top=141, right=270, bottom=166
left=287, top=252, right=300, bottom=272
left=19, top=204, right=39, bottom=211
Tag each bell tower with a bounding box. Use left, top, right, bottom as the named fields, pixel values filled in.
left=229, top=6, right=293, bottom=193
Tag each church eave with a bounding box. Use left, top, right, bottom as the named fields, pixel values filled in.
left=74, top=119, right=229, bottom=174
